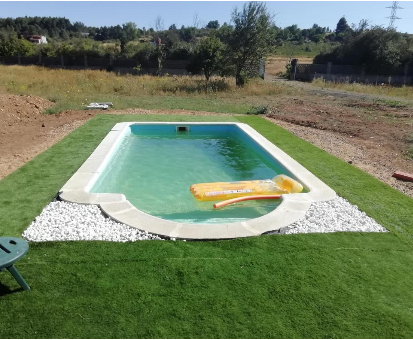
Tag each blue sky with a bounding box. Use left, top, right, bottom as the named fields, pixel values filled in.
left=1, top=1, right=413, bottom=33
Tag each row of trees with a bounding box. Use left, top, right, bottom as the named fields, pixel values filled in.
left=314, top=22, right=413, bottom=73
left=0, top=2, right=273, bottom=86
left=0, top=13, right=350, bottom=48
left=0, top=15, right=231, bottom=41
left=157, top=2, right=274, bottom=86
left=1, top=5, right=412, bottom=82
left=0, top=17, right=91, bottom=39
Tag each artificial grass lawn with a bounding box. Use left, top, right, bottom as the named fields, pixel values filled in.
left=45, top=95, right=252, bottom=115
left=1, top=114, right=413, bottom=338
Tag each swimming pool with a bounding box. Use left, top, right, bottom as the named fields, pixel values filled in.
left=60, top=122, right=336, bottom=239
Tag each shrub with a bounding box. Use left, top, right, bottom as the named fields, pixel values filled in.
left=247, top=104, right=269, bottom=115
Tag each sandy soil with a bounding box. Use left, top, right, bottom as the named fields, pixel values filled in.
left=0, top=94, right=96, bottom=179
left=265, top=89, right=413, bottom=198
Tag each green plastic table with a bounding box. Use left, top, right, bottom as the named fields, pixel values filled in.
left=0, top=237, right=30, bottom=291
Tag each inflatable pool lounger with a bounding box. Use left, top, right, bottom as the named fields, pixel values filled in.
left=190, top=174, right=303, bottom=202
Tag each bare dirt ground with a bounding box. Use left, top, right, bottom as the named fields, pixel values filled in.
left=1, top=88, right=413, bottom=199
left=265, top=83, right=413, bottom=198
left=0, top=94, right=96, bottom=179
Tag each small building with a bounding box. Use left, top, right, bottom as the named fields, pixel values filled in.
left=29, top=35, right=48, bottom=44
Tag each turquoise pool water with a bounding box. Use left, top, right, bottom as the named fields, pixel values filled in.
left=90, top=124, right=294, bottom=224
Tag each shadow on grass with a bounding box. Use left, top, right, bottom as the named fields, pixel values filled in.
left=0, top=280, right=23, bottom=296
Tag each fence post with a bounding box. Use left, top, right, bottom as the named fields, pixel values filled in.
left=38, top=54, right=42, bottom=65
left=84, top=55, right=88, bottom=68
left=60, top=55, right=64, bottom=68
left=360, top=66, right=365, bottom=84
left=17, top=55, right=21, bottom=65
left=404, top=63, right=409, bottom=85
left=291, top=59, right=298, bottom=80
left=327, top=62, right=332, bottom=81
left=259, top=58, right=265, bottom=79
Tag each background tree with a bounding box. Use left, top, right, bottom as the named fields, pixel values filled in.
left=228, top=1, right=273, bottom=86
left=0, top=34, right=33, bottom=56
left=0, top=14, right=335, bottom=57
left=178, top=26, right=197, bottom=42
left=159, top=28, right=180, bottom=50
left=314, top=26, right=412, bottom=73
left=350, top=19, right=369, bottom=37
left=119, top=22, right=140, bottom=54
left=152, top=16, right=166, bottom=75
left=335, top=16, right=350, bottom=34
left=192, top=13, right=202, bottom=29
left=154, top=16, right=165, bottom=32
left=206, top=20, right=220, bottom=29
left=155, top=40, right=166, bottom=75
left=16, top=37, right=34, bottom=56
left=188, top=35, right=223, bottom=82
left=335, top=16, right=351, bottom=41
left=216, top=22, right=234, bottom=45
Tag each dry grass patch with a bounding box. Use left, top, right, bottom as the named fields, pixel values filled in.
left=0, top=65, right=298, bottom=114
left=0, top=65, right=292, bottom=97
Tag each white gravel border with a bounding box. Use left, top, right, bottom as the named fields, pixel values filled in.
left=22, top=197, right=387, bottom=242
left=23, top=201, right=168, bottom=242
left=281, top=196, right=387, bottom=234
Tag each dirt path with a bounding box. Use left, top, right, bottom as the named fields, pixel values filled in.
left=271, top=77, right=413, bottom=105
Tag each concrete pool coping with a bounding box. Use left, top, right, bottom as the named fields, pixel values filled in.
left=59, top=122, right=336, bottom=240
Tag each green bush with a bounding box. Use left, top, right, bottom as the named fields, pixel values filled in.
left=167, top=43, right=193, bottom=60
left=0, top=34, right=34, bottom=56
left=247, top=104, right=269, bottom=115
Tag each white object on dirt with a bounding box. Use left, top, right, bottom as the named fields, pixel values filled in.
left=86, top=102, right=113, bottom=110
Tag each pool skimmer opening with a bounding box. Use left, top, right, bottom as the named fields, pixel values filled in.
left=176, top=126, right=190, bottom=132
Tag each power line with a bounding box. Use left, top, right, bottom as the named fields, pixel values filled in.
left=386, top=1, right=403, bottom=28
